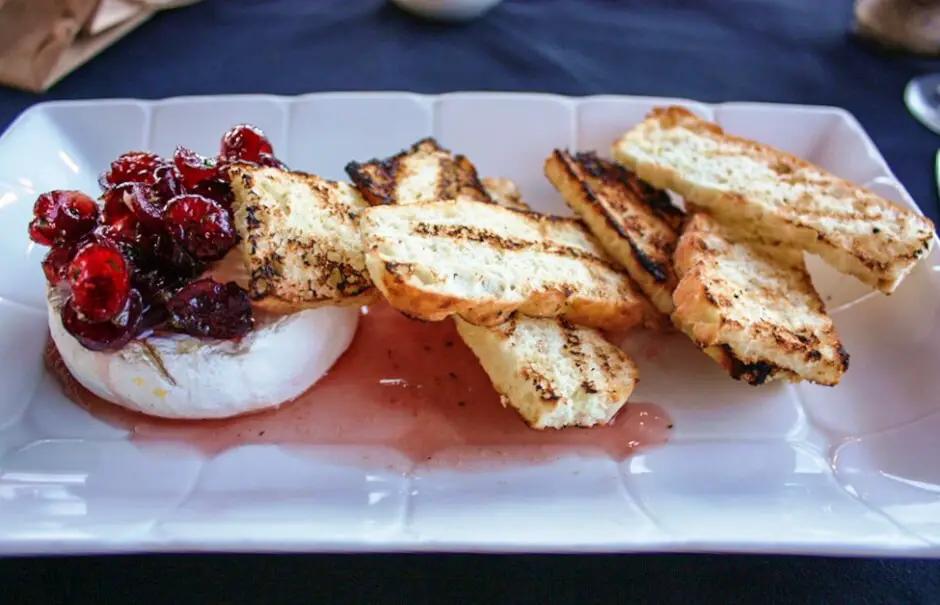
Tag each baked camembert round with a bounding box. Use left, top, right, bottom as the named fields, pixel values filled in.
left=31, top=125, right=357, bottom=419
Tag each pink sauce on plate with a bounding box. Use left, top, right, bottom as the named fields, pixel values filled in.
left=46, top=303, right=672, bottom=466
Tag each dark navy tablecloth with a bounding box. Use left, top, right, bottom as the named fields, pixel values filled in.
left=2, top=0, right=940, bottom=602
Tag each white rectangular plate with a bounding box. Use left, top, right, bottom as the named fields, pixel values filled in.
left=0, top=93, right=938, bottom=556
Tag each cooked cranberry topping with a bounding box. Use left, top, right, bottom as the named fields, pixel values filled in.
left=152, top=164, right=184, bottom=202
left=101, top=151, right=168, bottom=187
left=173, top=146, right=218, bottom=189
left=257, top=152, right=287, bottom=169
left=164, top=194, right=236, bottom=261
left=32, top=123, right=283, bottom=351
left=62, top=289, right=143, bottom=351
left=167, top=278, right=254, bottom=339
left=189, top=178, right=234, bottom=209
left=42, top=246, right=74, bottom=285
left=220, top=124, right=274, bottom=164
left=28, top=190, right=99, bottom=247
left=67, top=241, right=131, bottom=323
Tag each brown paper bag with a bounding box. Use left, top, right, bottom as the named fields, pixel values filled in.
left=0, top=0, right=203, bottom=93
left=854, top=0, right=940, bottom=56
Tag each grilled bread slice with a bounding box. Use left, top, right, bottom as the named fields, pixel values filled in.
left=345, top=137, right=492, bottom=207
left=350, top=163, right=642, bottom=429
left=358, top=198, right=650, bottom=331
left=672, top=213, right=849, bottom=386
left=229, top=164, right=378, bottom=311
left=613, top=106, right=936, bottom=294
left=455, top=316, right=638, bottom=429
left=545, top=149, right=685, bottom=316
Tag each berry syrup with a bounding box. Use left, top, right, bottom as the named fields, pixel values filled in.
left=46, top=303, right=673, bottom=467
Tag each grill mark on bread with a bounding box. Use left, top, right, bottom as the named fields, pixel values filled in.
left=574, top=151, right=684, bottom=230
left=719, top=345, right=778, bottom=386
left=519, top=365, right=562, bottom=403
left=345, top=137, right=493, bottom=207
left=545, top=149, right=683, bottom=320
left=410, top=222, right=619, bottom=272
left=229, top=164, right=378, bottom=310
left=550, top=150, right=678, bottom=284
left=558, top=318, right=598, bottom=394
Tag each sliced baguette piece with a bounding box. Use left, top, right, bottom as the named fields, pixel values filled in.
left=229, top=164, right=378, bottom=312
left=359, top=198, right=650, bottom=331
left=545, top=149, right=685, bottom=316
left=613, top=106, right=936, bottom=294
left=455, top=316, right=638, bottom=429
left=345, top=137, right=492, bottom=207
left=348, top=145, right=644, bottom=428
left=672, top=213, right=849, bottom=386
left=478, top=180, right=638, bottom=428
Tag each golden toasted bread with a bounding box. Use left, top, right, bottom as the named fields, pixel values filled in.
left=348, top=158, right=642, bottom=429
left=359, top=198, right=651, bottom=331
left=613, top=106, right=936, bottom=294
left=480, top=177, right=529, bottom=211
left=672, top=213, right=849, bottom=386
left=455, top=316, right=638, bottom=429
left=545, top=149, right=684, bottom=316
left=344, top=137, right=492, bottom=207
left=228, top=164, right=378, bottom=311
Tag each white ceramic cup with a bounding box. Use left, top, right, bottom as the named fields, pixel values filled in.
left=391, top=0, right=504, bottom=21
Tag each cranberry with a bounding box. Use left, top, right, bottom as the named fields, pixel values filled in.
left=62, top=289, right=143, bottom=351
left=102, top=182, right=163, bottom=233
left=42, top=246, right=74, bottom=284
left=166, top=278, right=253, bottom=339
left=189, top=178, right=234, bottom=209
left=163, top=194, right=236, bottom=261
left=28, top=190, right=99, bottom=247
left=101, top=185, right=133, bottom=224
left=101, top=151, right=167, bottom=187
left=257, top=152, right=286, bottom=169
left=94, top=214, right=138, bottom=248
left=153, top=164, right=184, bottom=203
left=220, top=124, right=273, bottom=163
left=68, top=241, right=131, bottom=323
left=173, top=146, right=217, bottom=189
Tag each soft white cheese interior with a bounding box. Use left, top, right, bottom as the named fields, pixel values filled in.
left=47, top=250, right=359, bottom=419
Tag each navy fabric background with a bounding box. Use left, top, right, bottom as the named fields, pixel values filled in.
left=1, top=0, right=940, bottom=602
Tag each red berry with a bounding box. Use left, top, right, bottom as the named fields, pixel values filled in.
left=152, top=164, right=184, bottom=203
left=257, top=153, right=286, bottom=169
left=220, top=124, right=273, bottom=163
left=163, top=194, right=236, bottom=261
left=166, top=278, right=253, bottom=339
left=173, top=146, right=217, bottom=189
left=95, top=214, right=139, bottom=247
left=112, top=183, right=165, bottom=232
left=102, top=151, right=168, bottom=187
left=62, top=289, right=143, bottom=351
left=28, top=190, right=99, bottom=247
left=188, top=178, right=234, bottom=209
left=101, top=185, right=133, bottom=224
left=42, top=246, right=74, bottom=284
left=68, top=241, right=131, bottom=323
